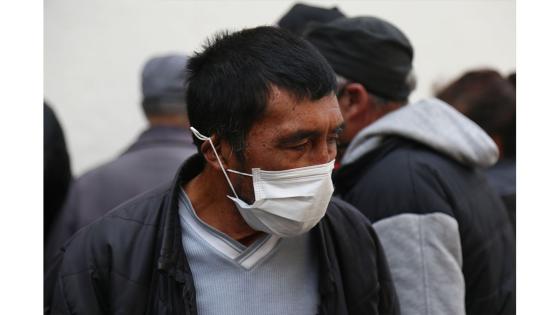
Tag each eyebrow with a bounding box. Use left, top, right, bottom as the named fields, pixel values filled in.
left=276, top=123, right=345, bottom=146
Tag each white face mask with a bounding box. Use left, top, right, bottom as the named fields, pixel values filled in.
left=191, top=127, right=335, bottom=237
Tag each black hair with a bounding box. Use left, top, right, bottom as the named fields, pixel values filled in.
left=186, top=26, right=337, bottom=159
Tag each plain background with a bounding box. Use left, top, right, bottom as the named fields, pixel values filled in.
left=44, top=0, right=516, bottom=175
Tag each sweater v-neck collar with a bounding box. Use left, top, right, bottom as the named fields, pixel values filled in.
left=178, top=189, right=281, bottom=270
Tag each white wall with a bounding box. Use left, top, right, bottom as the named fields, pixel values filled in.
left=44, top=0, right=515, bottom=175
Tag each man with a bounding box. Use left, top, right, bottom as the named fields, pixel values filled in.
left=305, top=17, right=515, bottom=315
left=437, top=69, right=516, bottom=230
left=45, top=54, right=197, bottom=264
left=45, top=27, right=399, bottom=315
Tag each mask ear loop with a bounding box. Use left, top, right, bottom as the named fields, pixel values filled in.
left=190, top=127, right=240, bottom=199
left=227, top=169, right=253, bottom=177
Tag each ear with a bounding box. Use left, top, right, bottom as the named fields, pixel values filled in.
left=200, top=136, right=235, bottom=172
left=340, top=83, right=372, bottom=122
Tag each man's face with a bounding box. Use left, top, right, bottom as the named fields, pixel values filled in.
left=334, top=83, right=371, bottom=158
left=229, top=86, right=343, bottom=203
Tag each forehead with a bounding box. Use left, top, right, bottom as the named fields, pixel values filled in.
left=248, top=87, right=342, bottom=140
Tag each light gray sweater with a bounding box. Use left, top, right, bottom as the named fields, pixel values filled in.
left=178, top=190, right=320, bottom=315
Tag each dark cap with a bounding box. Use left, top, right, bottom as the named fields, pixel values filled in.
left=277, top=3, right=345, bottom=36
left=304, top=16, right=415, bottom=101
left=141, top=54, right=189, bottom=116
left=142, top=54, right=188, bottom=103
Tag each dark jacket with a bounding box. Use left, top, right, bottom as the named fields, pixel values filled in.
left=486, top=159, right=516, bottom=232
left=45, top=126, right=197, bottom=264
left=45, top=154, right=400, bottom=315
left=334, top=99, right=515, bottom=315
left=44, top=103, right=72, bottom=240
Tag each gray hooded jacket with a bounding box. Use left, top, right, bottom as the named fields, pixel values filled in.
left=334, top=98, right=515, bottom=315
left=341, top=98, right=498, bottom=167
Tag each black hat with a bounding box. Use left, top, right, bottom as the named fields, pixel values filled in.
left=305, top=16, right=415, bottom=101
left=277, top=3, right=345, bottom=36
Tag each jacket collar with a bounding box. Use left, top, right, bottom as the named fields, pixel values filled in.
left=157, top=153, right=205, bottom=282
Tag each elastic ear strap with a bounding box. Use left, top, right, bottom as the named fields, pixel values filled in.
left=190, top=127, right=239, bottom=199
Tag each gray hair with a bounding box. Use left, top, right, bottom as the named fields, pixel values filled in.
left=335, top=74, right=410, bottom=105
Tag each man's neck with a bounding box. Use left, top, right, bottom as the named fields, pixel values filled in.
left=184, top=168, right=264, bottom=246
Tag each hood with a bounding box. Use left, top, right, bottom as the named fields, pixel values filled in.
left=341, top=98, right=498, bottom=168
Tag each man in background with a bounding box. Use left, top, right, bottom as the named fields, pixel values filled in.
left=437, top=69, right=516, bottom=230
left=45, top=54, right=197, bottom=263
left=306, top=16, right=515, bottom=315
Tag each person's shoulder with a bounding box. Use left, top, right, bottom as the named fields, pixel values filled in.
left=363, top=137, right=466, bottom=186
left=103, top=181, right=172, bottom=225
left=69, top=158, right=124, bottom=192
left=71, top=141, right=157, bottom=185
left=379, top=137, right=448, bottom=168
left=346, top=137, right=421, bottom=182
left=59, top=183, right=172, bottom=272
left=385, top=137, right=474, bottom=175
left=338, top=137, right=460, bottom=220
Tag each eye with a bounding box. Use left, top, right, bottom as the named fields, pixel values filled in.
left=289, top=141, right=310, bottom=151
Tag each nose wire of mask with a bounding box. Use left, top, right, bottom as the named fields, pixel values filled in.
left=190, top=127, right=240, bottom=199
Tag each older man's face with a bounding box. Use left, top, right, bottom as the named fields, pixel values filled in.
left=229, top=86, right=343, bottom=203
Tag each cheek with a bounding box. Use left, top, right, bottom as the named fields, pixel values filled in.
left=233, top=174, right=256, bottom=204
left=245, top=140, right=287, bottom=169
